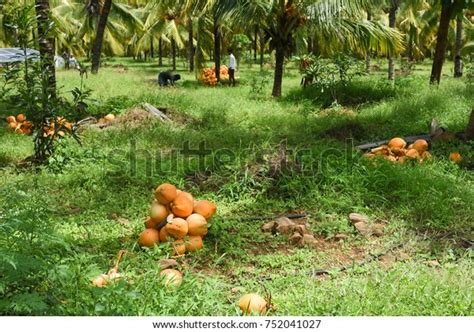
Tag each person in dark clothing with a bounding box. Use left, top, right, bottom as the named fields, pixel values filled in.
left=158, top=71, right=181, bottom=86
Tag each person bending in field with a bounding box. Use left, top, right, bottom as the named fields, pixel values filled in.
left=158, top=71, right=181, bottom=87
left=228, top=49, right=236, bottom=87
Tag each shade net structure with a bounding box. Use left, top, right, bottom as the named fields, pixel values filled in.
left=0, top=48, right=40, bottom=64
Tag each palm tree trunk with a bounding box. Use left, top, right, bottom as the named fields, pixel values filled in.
left=35, top=0, right=56, bottom=97
left=195, top=16, right=204, bottom=78
left=407, top=26, right=415, bottom=62
left=254, top=25, right=258, bottom=63
left=150, top=37, right=154, bottom=58
left=91, top=0, right=112, bottom=74
left=312, top=35, right=319, bottom=55
left=188, top=16, right=194, bottom=72
left=259, top=30, right=265, bottom=69
left=388, top=1, right=398, bottom=81
left=272, top=44, right=285, bottom=97
left=213, top=17, right=221, bottom=81
left=158, top=37, right=163, bottom=66
left=171, top=37, right=176, bottom=71
left=430, top=0, right=457, bottom=84
left=454, top=15, right=463, bottom=78
left=365, top=11, right=372, bottom=73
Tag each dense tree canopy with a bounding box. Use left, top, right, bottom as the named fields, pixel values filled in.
left=0, top=0, right=473, bottom=90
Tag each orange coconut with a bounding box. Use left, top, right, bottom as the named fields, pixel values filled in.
left=172, top=239, right=186, bottom=256
left=16, top=114, right=26, bottom=122
left=193, top=200, right=217, bottom=220
left=239, top=293, right=267, bottom=315
left=138, top=229, right=160, bottom=248
left=6, top=116, right=16, bottom=124
left=155, top=183, right=178, bottom=204
left=449, top=152, right=462, bottom=164
left=144, top=217, right=158, bottom=229
left=104, top=114, right=115, bottom=122
left=405, top=149, right=420, bottom=159
left=412, top=139, right=429, bottom=153
left=185, top=236, right=203, bottom=252
left=159, top=226, right=171, bottom=242
left=21, top=121, right=33, bottom=129
left=388, top=137, right=407, bottom=150
left=186, top=213, right=208, bottom=237
left=165, top=217, right=188, bottom=239
left=170, top=192, right=194, bottom=218
left=150, top=202, right=168, bottom=223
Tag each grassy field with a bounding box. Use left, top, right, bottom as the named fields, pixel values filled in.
left=0, top=57, right=473, bottom=315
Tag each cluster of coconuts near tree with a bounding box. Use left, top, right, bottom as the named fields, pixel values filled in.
left=199, top=65, right=229, bottom=86
left=5, top=114, right=74, bottom=137
left=363, top=137, right=462, bottom=164
left=5, top=114, right=33, bottom=135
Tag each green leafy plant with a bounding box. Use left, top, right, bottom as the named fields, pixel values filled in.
left=297, top=54, right=363, bottom=103
left=0, top=3, right=91, bottom=163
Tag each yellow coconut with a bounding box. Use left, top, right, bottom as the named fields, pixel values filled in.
left=104, top=114, right=115, bottom=122
left=160, top=269, right=183, bottom=287
left=239, top=293, right=267, bottom=315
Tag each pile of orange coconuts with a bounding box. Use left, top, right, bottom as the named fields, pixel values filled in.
left=93, top=183, right=274, bottom=314
left=5, top=114, right=33, bottom=135
left=138, top=183, right=216, bottom=256
left=363, top=137, right=432, bottom=163
left=363, top=136, right=463, bottom=165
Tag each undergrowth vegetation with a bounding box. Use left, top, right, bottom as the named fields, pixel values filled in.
left=0, top=59, right=472, bottom=315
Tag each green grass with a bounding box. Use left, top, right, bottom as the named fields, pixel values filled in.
left=0, top=58, right=473, bottom=316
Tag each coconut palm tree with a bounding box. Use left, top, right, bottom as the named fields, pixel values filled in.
left=52, top=0, right=141, bottom=62
left=91, top=0, right=113, bottom=74
left=387, top=0, right=400, bottom=81
left=453, top=13, right=463, bottom=77
left=137, top=0, right=189, bottom=71
left=430, top=0, right=473, bottom=84
left=35, top=0, right=57, bottom=96
left=399, top=0, right=432, bottom=62
left=237, top=0, right=402, bottom=97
